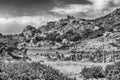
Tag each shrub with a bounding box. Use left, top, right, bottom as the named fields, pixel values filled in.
left=0, top=61, right=74, bottom=80
left=91, top=66, right=105, bottom=79
left=105, top=64, right=115, bottom=76
left=105, top=62, right=120, bottom=80
left=81, top=66, right=105, bottom=79
left=80, top=66, right=93, bottom=79
left=46, top=32, right=60, bottom=41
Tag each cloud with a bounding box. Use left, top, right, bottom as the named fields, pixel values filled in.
left=112, top=0, right=120, bottom=5
left=51, top=4, right=91, bottom=14
left=0, top=15, right=60, bottom=34
left=51, top=0, right=120, bottom=17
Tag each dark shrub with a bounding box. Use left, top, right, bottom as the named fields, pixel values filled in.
left=46, top=32, right=60, bottom=41
left=35, top=36, right=45, bottom=41
left=105, top=62, right=120, bottom=80
left=81, top=29, right=93, bottom=39
left=81, top=66, right=105, bottom=79
left=80, top=66, right=93, bottom=79
left=91, top=66, right=105, bottom=79
left=105, top=64, right=115, bottom=76
left=68, top=33, right=81, bottom=41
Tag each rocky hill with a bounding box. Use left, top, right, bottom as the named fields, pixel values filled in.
left=1, top=8, right=120, bottom=49
left=21, top=8, right=120, bottom=41
left=18, top=8, right=120, bottom=55
left=38, top=8, right=120, bottom=36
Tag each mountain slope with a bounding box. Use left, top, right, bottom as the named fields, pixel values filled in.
left=21, top=8, right=120, bottom=52
left=35, top=8, right=120, bottom=40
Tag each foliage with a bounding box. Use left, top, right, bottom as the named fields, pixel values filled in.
left=35, top=36, right=45, bottom=42
left=68, top=33, right=81, bottom=41
left=0, top=34, right=21, bottom=48
left=81, top=61, right=120, bottom=80
left=46, top=32, right=60, bottom=41
left=81, top=66, right=105, bottom=79
left=80, top=67, right=93, bottom=79
left=0, top=61, right=74, bottom=80
left=105, top=61, right=120, bottom=80
left=92, top=66, right=105, bottom=79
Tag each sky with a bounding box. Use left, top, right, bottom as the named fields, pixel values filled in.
left=0, top=0, right=120, bottom=34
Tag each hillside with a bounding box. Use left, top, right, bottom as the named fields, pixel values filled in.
left=38, top=8, right=120, bottom=36
left=1, top=8, right=120, bottom=62
left=1, top=8, right=120, bottom=80
left=20, top=8, right=120, bottom=50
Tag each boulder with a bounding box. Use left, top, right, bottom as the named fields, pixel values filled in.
left=22, top=25, right=36, bottom=40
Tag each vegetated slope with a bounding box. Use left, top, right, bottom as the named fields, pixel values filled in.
left=38, top=8, right=120, bottom=38
left=0, top=33, right=24, bottom=47
left=21, top=8, right=120, bottom=52
left=22, top=8, right=120, bottom=40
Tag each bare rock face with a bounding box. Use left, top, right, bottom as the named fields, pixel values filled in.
left=22, top=25, right=36, bottom=40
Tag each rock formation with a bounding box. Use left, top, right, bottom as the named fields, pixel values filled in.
left=22, top=25, right=36, bottom=40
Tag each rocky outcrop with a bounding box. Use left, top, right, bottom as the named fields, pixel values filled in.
left=21, top=8, right=120, bottom=41
left=34, top=29, right=42, bottom=37
left=36, top=9, right=120, bottom=41
left=22, top=25, right=36, bottom=40
left=20, top=8, right=120, bottom=51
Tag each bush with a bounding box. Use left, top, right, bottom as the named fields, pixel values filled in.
left=81, top=66, right=105, bottom=79
left=0, top=61, right=74, bottom=80
left=91, top=66, right=105, bottom=79
left=80, top=66, right=93, bottom=79
left=105, top=64, right=115, bottom=76
left=68, top=33, right=81, bottom=41
left=46, top=32, right=60, bottom=41
left=105, top=62, right=120, bottom=80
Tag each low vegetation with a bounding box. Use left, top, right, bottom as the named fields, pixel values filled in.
left=0, top=61, right=74, bottom=80
left=80, top=61, right=120, bottom=80
left=81, top=66, right=105, bottom=79
left=105, top=62, right=120, bottom=80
